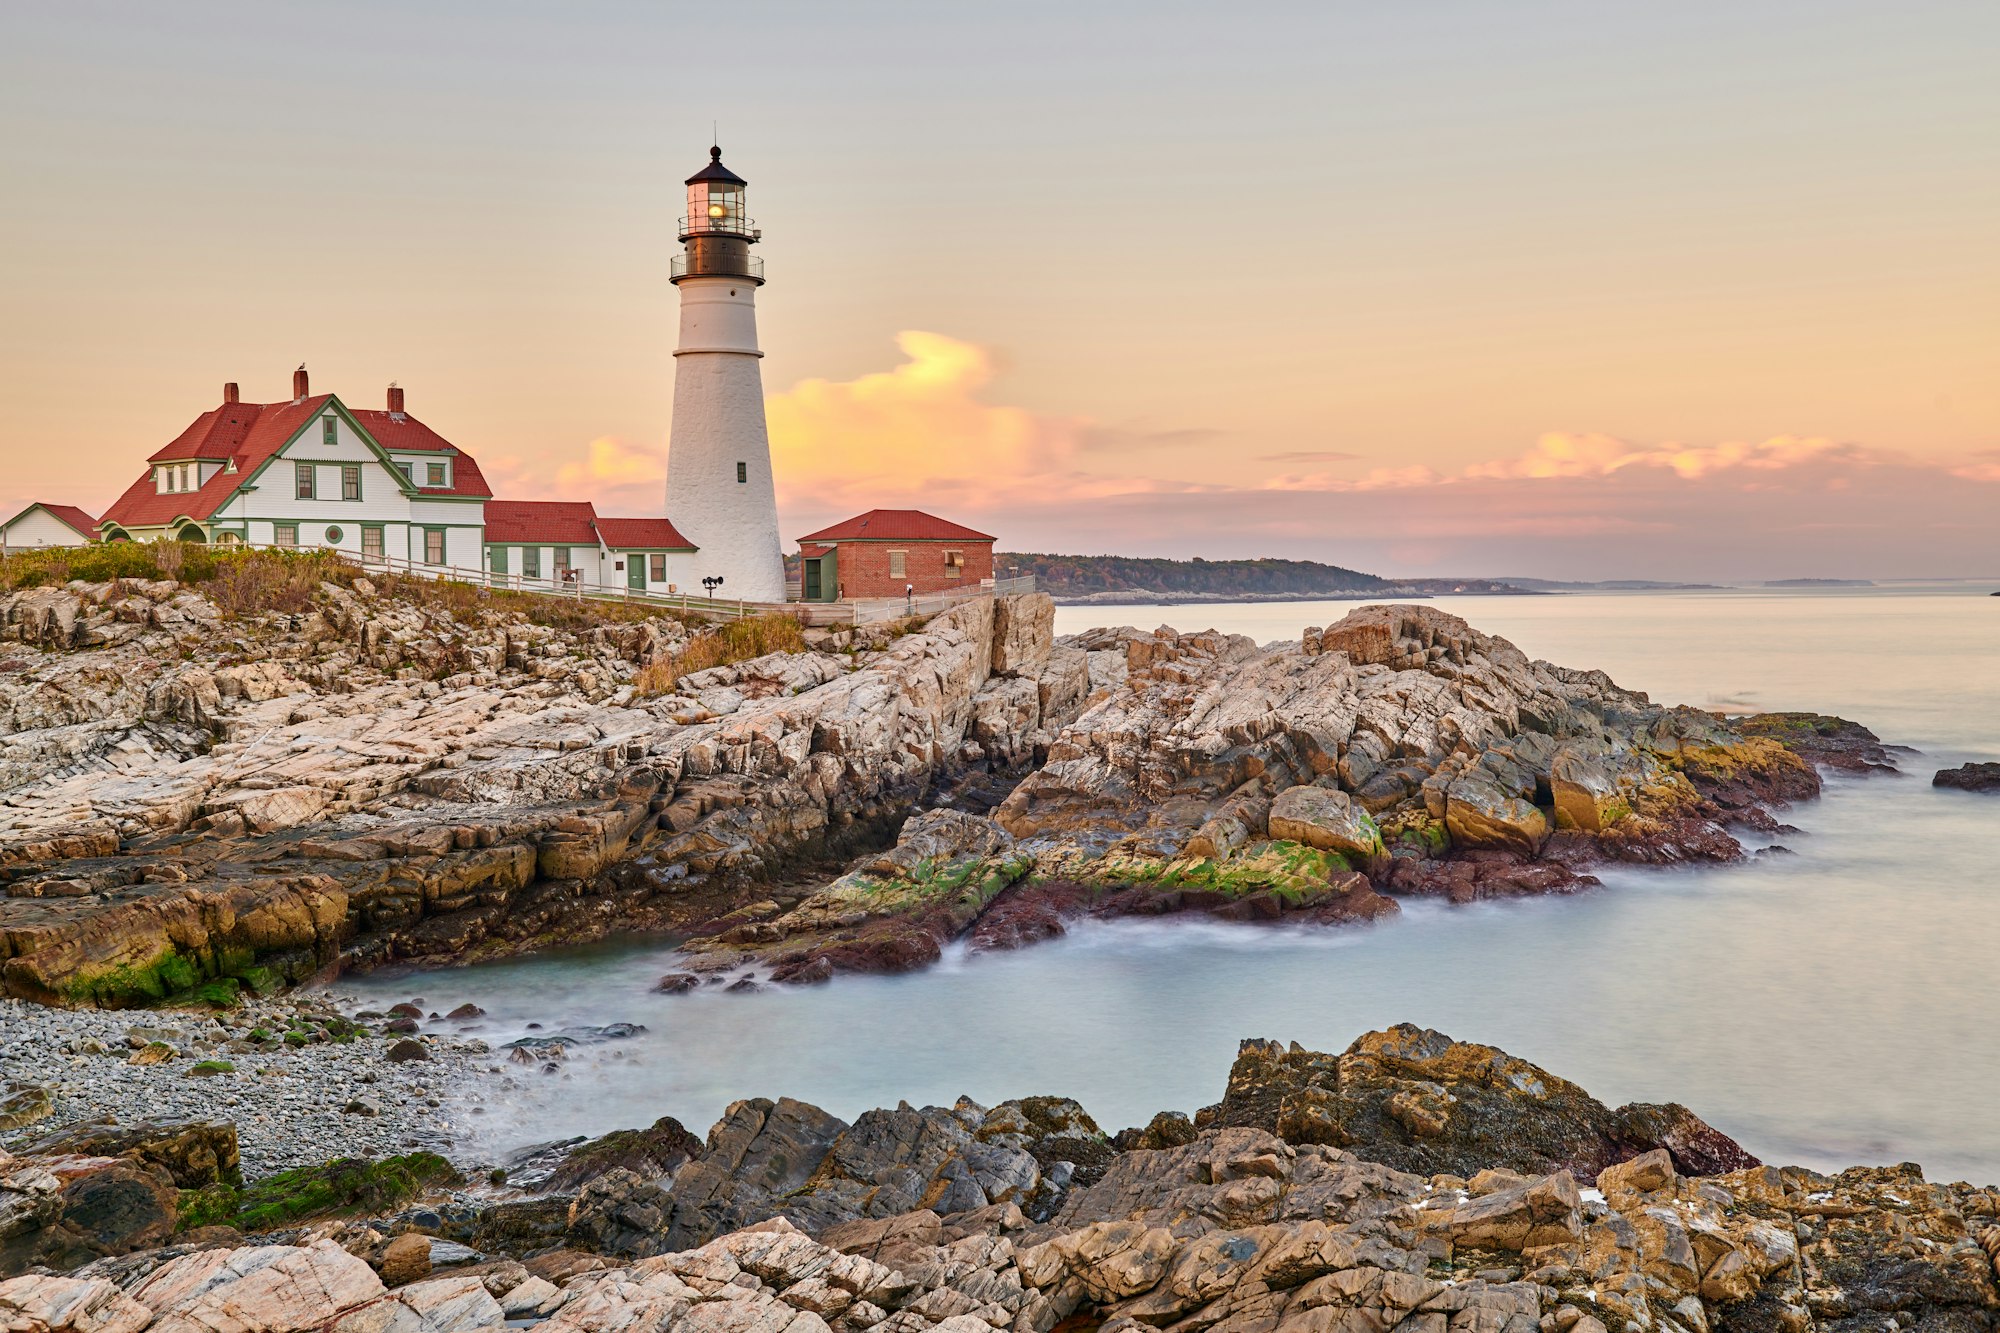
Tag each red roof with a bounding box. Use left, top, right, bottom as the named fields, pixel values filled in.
left=795, top=509, right=995, bottom=544
left=798, top=543, right=832, bottom=559
left=485, top=501, right=600, bottom=545
left=595, top=516, right=695, bottom=550
left=352, top=408, right=492, bottom=499
left=101, top=391, right=489, bottom=532
left=483, top=503, right=697, bottom=550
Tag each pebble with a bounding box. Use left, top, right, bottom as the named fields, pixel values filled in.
left=0, top=995, right=497, bottom=1178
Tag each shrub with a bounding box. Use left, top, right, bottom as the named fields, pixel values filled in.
left=634, top=613, right=806, bottom=696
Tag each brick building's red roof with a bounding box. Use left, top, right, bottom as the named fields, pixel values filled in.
left=595, top=517, right=695, bottom=550
left=795, top=509, right=995, bottom=544
left=101, top=391, right=489, bottom=533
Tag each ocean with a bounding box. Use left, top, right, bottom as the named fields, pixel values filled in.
left=338, top=584, right=2000, bottom=1183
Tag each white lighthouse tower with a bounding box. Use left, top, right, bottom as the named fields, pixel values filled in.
left=663, top=145, right=787, bottom=603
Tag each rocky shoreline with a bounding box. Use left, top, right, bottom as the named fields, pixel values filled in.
left=4, top=1024, right=1998, bottom=1331
left=0, top=569, right=1902, bottom=1006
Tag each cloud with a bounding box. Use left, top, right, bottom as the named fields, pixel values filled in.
left=767, top=330, right=1156, bottom=529
left=1463, top=432, right=1869, bottom=482
left=485, top=435, right=666, bottom=514
left=1257, top=449, right=1361, bottom=465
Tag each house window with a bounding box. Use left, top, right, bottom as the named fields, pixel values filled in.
left=394, top=461, right=413, bottom=483
left=944, top=549, right=963, bottom=579
left=160, top=467, right=174, bottom=494
left=888, top=550, right=907, bottom=579
left=736, top=461, right=747, bottom=483
left=649, top=553, right=666, bottom=581
left=322, top=417, right=338, bottom=446
left=423, top=529, right=445, bottom=565
left=341, top=464, right=361, bottom=501
left=487, top=544, right=507, bottom=574
left=521, top=546, right=541, bottom=579
left=554, top=549, right=573, bottom=582
left=426, top=461, right=447, bottom=487
left=362, top=527, right=384, bottom=560
left=296, top=462, right=315, bottom=500
left=273, top=523, right=298, bottom=548
left=180, top=464, right=192, bottom=492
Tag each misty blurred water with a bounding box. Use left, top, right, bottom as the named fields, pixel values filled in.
left=337, top=585, right=2000, bottom=1184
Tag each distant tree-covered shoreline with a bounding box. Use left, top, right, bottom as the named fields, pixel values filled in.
left=997, top=553, right=1394, bottom=597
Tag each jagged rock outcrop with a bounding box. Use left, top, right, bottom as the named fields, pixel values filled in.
left=672, top=605, right=1855, bottom=984
left=0, top=580, right=1076, bottom=1005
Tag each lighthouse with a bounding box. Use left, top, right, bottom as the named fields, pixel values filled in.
left=663, top=145, right=787, bottom=603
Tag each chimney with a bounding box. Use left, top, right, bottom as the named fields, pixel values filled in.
left=387, top=384, right=405, bottom=416
left=222, top=382, right=239, bottom=404
left=293, top=365, right=309, bottom=401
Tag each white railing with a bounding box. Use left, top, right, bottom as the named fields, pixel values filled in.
left=300, top=545, right=1036, bottom=626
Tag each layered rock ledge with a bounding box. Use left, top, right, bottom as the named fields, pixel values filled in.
left=5, top=1026, right=1997, bottom=1332
left=2, top=576, right=1888, bottom=1004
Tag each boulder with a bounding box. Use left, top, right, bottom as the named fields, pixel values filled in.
left=1444, top=776, right=1549, bottom=855
left=1934, top=762, right=2000, bottom=792
left=377, top=1231, right=433, bottom=1287
left=1265, top=786, right=1385, bottom=867
left=25, top=1118, right=241, bottom=1189
left=0, top=1082, right=53, bottom=1132
left=1193, top=1027, right=1756, bottom=1181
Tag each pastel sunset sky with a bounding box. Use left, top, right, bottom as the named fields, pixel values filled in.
left=2, top=2, right=1994, bottom=580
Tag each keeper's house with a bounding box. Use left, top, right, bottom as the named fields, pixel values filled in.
left=97, top=368, right=491, bottom=568
left=80, top=367, right=702, bottom=594
left=795, top=509, right=995, bottom=601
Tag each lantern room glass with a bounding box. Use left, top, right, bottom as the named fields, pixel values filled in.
left=689, top=180, right=747, bottom=235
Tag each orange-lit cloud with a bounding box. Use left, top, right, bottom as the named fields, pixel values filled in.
left=767, top=331, right=1106, bottom=518
left=486, top=435, right=667, bottom=515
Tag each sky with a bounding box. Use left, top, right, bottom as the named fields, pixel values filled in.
left=1, top=1, right=1995, bottom=581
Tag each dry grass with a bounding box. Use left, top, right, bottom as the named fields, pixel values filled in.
left=634, top=613, right=807, bottom=696
left=0, top=543, right=720, bottom=643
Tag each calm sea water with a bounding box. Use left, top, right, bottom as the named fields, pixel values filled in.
left=339, top=585, right=2000, bottom=1184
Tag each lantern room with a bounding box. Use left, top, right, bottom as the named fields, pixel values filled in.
left=681, top=146, right=755, bottom=239
left=674, top=145, right=763, bottom=284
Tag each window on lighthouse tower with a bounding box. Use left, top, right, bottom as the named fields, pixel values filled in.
left=737, top=462, right=747, bottom=483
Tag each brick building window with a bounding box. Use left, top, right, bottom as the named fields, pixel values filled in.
left=944, top=550, right=964, bottom=578
left=296, top=462, right=315, bottom=500
left=888, top=550, right=907, bottom=579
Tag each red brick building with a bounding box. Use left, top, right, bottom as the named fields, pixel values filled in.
left=795, top=509, right=995, bottom=601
